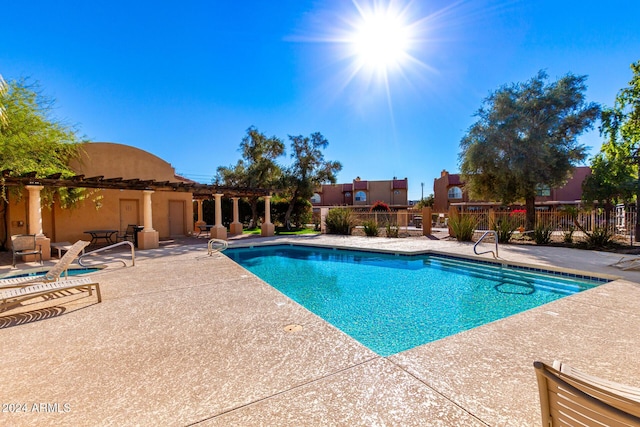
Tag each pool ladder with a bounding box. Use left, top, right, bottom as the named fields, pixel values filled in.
left=207, top=238, right=228, bottom=256
left=79, top=240, right=136, bottom=267
left=474, top=230, right=499, bottom=259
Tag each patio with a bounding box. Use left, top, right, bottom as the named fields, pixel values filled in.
left=1, top=234, right=639, bottom=426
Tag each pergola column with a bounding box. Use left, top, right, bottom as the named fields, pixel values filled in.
left=26, top=185, right=44, bottom=236
left=194, top=199, right=205, bottom=228
left=211, top=193, right=227, bottom=240
left=261, top=195, right=275, bottom=237
left=138, top=189, right=159, bottom=249
left=229, top=197, right=243, bottom=235
left=25, top=184, right=51, bottom=260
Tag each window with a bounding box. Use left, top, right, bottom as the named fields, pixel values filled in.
left=536, top=185, right=551, bottom=197
left=447, top=186, right=462, bottom=199
left=310, top=193, right=321, bottom=204
left=355, top=191, right=367, bottom=202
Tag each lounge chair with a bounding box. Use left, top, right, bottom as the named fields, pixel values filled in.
left=1, top=240, right=90, bottom=287
left=0, top=277, right=101, bottom=312
left=610, top=256, right=640, bottom=271
left=11, top=234, right=43, bottom=267
left=533, top=360, right=640, bottom=426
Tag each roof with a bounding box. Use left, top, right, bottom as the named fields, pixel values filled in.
left=393, top=179, right=407, bottom=189
left=448, top=174, right=462, bottom=186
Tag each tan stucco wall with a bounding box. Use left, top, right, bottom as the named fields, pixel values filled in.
left=367, top=181, right=408, bottom=207
left=69, top=142, right=185, bottom=182
left=6, top=142, right=195, bottom=246
left=10, top=187, right=194, bottom=244
left=319, top=185, right=346, bottom=206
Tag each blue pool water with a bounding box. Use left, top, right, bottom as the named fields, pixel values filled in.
left=4, top=267, right=100, bottom=279
left=225, top=245, right=607, bottom=356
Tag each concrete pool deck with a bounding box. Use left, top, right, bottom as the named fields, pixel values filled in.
left=1, top=234, right=639, bottom=426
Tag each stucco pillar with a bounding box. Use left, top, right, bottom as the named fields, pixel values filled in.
left=320, top=207, right=329, bottom=234
left=261, top=195, right=275, bottom=237
left=211, top=193, right=227, bottom=240
left=229, top=197, right=243, bottom=235
left=195, top=199, right=205, bottom=228
left=138, top=189, right=159, bottom=249
left=25, top=184, right=51, bottom=260
left=422, top=207, right=432, bottom=236
left=26, top=185, right=44, bottom=236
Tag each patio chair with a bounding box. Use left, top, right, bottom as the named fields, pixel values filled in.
left=11, top=234, right=43, bottom=267
left=533, top=360, right=640, bottom=426
left=117, top=224, right=137, bottom=243
left=1, top=240, right=90, bottom=287
left=0, top=276, right=101, bottom=312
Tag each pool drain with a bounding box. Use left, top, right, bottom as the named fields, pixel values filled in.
left=283, top=324, right=303, bottom=333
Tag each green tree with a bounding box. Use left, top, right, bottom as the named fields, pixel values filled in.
left=582, top=144, right=635, bottom=217
left=216, top=126, right=284, bottom=228
left=414, top=194, right=434, bottom=209
left=281, top=132, right=342, bottom=229
left=597, top=61, right=640, bottom=236
left=459, top=71, right=600, bottom=229
left=0, top=76, right=85, bottom=248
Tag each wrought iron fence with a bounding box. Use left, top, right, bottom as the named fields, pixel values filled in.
left=321, top=205, right=638, bottom=242
left=455, top=205, right=638, bottom=241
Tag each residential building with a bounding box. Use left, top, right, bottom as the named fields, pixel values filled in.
left=311, top=177, right=409, bottom=209
left=432, top=167, right=592, bottom=213
left=4, top=142, right=274, bottom=260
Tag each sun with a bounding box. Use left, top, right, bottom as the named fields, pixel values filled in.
left=348, top=5, right=412, bottom=76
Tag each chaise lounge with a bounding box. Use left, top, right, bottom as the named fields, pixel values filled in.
left=1, top=240, right=91, bottom=287
left=534, top=360, right=640, bottom=426
left=0, top=277, right=101, bottom=312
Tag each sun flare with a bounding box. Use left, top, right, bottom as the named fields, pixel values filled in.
left=346, top=1, right=416, bottom=79
left=350, top=10, right=410, bottom=73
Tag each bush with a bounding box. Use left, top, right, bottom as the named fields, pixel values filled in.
left=491, top=217, right=518, bottom=243
left=449, top=213, right=477, bottom=242
left=585, top=226, right=614, bottom=248
left=563, top=226, right=574, bottom=244
left=370, top=200, right=391, bottom=212
left=532, top=224, right=553, bottom=245
left=325, top=208, right=355, bottom=235
left=385, top=221, right=399, bottom=238
left=362, top=220, right=379, bottom=237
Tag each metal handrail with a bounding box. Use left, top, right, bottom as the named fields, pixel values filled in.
left=207, top=238, right=228, bottom=256
left=79, top=240, right=135, bottom=267
left=474, top=230, right=499, bottom=258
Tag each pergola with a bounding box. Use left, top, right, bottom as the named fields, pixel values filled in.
left=2, top=170, right=276, bottom=252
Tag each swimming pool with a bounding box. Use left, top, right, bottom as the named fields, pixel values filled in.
left=2, top=267, right=101, bottom=280
left=225, top=245, right=607, bottom=356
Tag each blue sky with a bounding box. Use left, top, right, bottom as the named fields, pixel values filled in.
left=2, top=0, right=639, bottom=201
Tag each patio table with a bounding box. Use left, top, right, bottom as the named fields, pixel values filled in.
left=84, top=229, right=118, bottom=246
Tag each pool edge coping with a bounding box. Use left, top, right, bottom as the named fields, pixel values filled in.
left=225, top=240, right=622, bottom=283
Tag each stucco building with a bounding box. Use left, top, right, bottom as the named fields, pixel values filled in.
left=432, top=167, right=592, bottom=213
left=311, top=177, right=409, bottom=209
left=4, top=142, right=274, bottom=261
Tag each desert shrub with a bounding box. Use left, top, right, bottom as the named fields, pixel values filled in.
left=563, top=226, right=575, bottom=244
left=325, top=208, right=354, bottom=235
left=585, top=226, right=614, bottom=248
left=491, top=217, right=518, bottom=243
left=449, top=213, right=477, bottom=242
left=385, top=221, right=399, bottom=238
left=362, top=219, right=379, bottom=237
left=532, top=224, right=553, bottom=245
